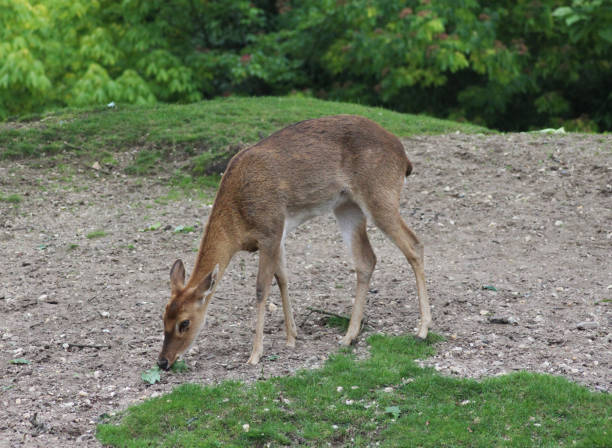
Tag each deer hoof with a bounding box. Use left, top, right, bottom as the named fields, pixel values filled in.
left=416, top=326, right=429, bottom=340
left=247, top=353, right=261, bottom=365
left=339, top=335, right=353, bottom=346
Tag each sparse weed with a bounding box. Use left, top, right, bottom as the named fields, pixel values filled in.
left=0, top=193, right=22, bottom=203
left=86, top=230, right=107, bottom=239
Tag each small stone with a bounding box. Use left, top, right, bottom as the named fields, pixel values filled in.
left=267, top=302, right=278, bottom=312
left=99, top=311, right=110, bottom=318
left=383, top=387, right=393, bottom=393
left=336, top=386, right=343, bottom=393
left=479, top=310, right=490, bottom=316
left=345, top=400, right=354, bottom=405
left=242, top=423, right=250, bottom=432
left=488, top=316, right=519, bottom=325
left=78, top=391, right=88, bottom=397
left=554, top=220, right=563, bottom=227
left=576, top=321, right=598, bottom=330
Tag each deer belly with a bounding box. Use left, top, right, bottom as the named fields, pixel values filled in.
left=284, top=192, right=350, bottom=235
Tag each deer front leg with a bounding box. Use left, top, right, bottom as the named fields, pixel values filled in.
left=247, top=248, right=277, bottom=365
left=275, top=244, right=297, bottom=347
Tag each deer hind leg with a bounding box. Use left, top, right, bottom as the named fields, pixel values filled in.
left=334, top=201, right=377, bottom=346
left=248, top=244, right=279, bottom=365
left=370, top=204, right=431, bottom=339
left=275, top=243, right=297, bottom=347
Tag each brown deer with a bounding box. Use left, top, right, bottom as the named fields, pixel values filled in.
left=157, top=115, right=431, bottom=369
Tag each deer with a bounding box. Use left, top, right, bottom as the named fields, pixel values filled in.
left=157, top=115, right=431, bottom=370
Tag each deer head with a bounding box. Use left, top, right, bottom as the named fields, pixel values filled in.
left=157, top=260, right=218, bottom=370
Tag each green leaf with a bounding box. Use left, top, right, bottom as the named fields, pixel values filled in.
left=552, top=7, right=573, bottom=18
left=598, top=28, right=612, bottom=43
left=170, top=360, right=189, bottom=373
left=482, top=285, right=497, bottom=291
left=385, top=406, right=401, bottom=419
left=141, top=366, right=161, bottom=384
left=10, top=358, right=31, bottom=365
left=149, top=222, right=162, bottom=231
left=174, top=225, right=195, bottom=234
left=565, top=14, right=584, bottom=26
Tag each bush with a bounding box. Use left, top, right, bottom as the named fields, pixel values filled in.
left=1, top=0, right=610, bottom=131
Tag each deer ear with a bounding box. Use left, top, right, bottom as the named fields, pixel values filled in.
left=170, top=259, right=185, bottom=293
left=195, top=264, right=219, bottom=299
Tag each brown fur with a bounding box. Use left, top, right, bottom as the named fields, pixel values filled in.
left=158, top=115, right=431, bottom=368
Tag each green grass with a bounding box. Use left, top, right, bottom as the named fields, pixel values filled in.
left=86, top=230, right=107, bottom=239
left=0, top=96, right=489, bottom=167
left=96, top=334, right=610, bottom=447
left=0, top=97, right=490, bottom=196
left=0, top=193, right=22, bottom=203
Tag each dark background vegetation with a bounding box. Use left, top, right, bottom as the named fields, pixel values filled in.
left=1, top=0, right=611, bottom=131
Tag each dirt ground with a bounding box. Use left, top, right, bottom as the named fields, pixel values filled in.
left=0, top=132, right=610, bottom=447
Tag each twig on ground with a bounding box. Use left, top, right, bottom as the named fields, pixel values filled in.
left=301, top=306, right=351, bottom=328
left=301, top=307, right=368, bottom=333
left=305, top=306, right=350, bottom=320
left=66, top=343, right=111, bottom=350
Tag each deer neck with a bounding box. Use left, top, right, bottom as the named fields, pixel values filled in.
left=187, top=216, right=237, bottom=290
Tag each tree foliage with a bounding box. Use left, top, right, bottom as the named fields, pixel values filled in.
left=1, top=0, right=610, bottom=131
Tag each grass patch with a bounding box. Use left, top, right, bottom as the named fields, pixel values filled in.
left=96, top=334, right=610, bottom=447
left=0, top=97, right=490, bottom=184
left=325, top=315, right=350, bottom=332
left=168, top=172, right=220, bottom=201
left=86, top=230, right=107, bottom=239
left=0, top=193, right=22, bottom=203
left=125, top=150, right=162, bottom=175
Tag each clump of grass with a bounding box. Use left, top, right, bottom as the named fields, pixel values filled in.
left=325, top=315, right=350, bottom=332
left=97, top=333, right=610, bottom=447
left=0, top=193, right=22, bottom=203
left=86, top=230, right=107, bottom=239
left=173, top=225, right=196, bottom=234
left=125, top=150, right=162, bottom=175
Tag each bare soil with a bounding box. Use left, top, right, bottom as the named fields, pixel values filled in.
left=0, top=132, right=610, bottom=447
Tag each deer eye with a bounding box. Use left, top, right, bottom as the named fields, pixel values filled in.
left=178, top=320, right=190, bottom=333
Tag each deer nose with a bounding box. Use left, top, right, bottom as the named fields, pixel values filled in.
left=157, top=357, right=169, bottom=371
